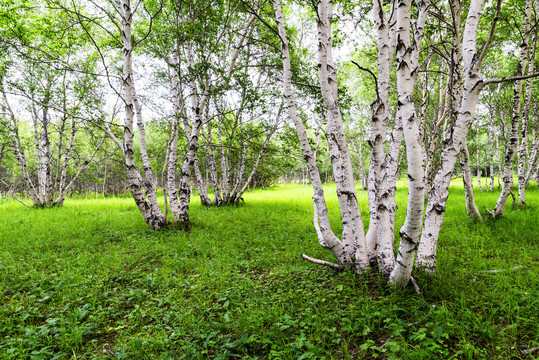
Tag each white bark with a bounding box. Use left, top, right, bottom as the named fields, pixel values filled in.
left=425, top=82, right=448, bottom=196
left=365, top=0, right=397, bottom=272
left=202, top=123, right=223, bottom=205
left=388, top=0, right=428, bottom=287
left=460, top=142, right=482, bottom=219
left=176, top=15, right=254, bottom=223
left=476, top=124, right=484, bottom=191
left=119, top=0, right=166, bottom=229
left=493, top=0, right=532, bottom=215
left=525, top=114, right=538, bottom=186
left=416, top=0, right=488, bottom=272
left=317, top=0, right=368, bottom=269
left=167, top=54, right=182, bottom=221
left=489, top=119, right=495, bottom=190
left=233, top=123, right=278, bottom=204
left=271, top=0, right=353, bottom=266
left=1, top=83, right=41, bottom=205
left=518, top=11, right=537, bottom=204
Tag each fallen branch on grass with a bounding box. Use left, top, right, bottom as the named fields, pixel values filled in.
left=478, top=265, right=524, bottom=274
left=410, top=277, right=421, bottom=294
left=301, top=254, right=345, bottom=269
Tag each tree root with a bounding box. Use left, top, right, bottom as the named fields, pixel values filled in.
left=301, top=254, right=345, bottom=270
left=484, top=206, right=495, bottom=218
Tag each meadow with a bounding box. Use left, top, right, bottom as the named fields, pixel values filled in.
left=0, top=181, right=537, bottom=359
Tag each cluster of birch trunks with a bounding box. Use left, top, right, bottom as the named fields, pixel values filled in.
left=270, top=0, right=539, bottom=288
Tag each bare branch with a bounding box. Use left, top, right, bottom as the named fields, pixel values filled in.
left=477, top=0, right=502, bottom=68
left=482, top=71, right=539, bottom=87
left=351, top=60, right=379, bottom=99
left=301, top=253, right=345, bottom=269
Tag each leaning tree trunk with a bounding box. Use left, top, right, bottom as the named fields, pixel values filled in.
left=1, top=83, right=40, bottom=205
left=317, top=0, right=369, bottom=270
left=416, top=0, right=488, bottom=272
left=492, top=0, right=532, bottom=215
left=119, top=0, right=166, bottom=229
left=517, top=14, right=537, bottom=204
left=271, top=0, right=354, bottom=266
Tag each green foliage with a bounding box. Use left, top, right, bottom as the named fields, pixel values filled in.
left=0, top=182, right=537, bottom=359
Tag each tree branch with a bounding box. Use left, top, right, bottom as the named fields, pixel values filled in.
left=301, top=253, right=345, bottom=269
left=482, top=71, right=539, bottom=87
left=351, top=60, right=379, bottom=99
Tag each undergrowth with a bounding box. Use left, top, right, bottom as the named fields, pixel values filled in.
left=0, top=181, right=537, bottom=359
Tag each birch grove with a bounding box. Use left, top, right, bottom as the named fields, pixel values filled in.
left=1, top=0, right=538, bottom=290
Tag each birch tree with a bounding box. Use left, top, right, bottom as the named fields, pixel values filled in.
left=491, top=0, right=533, bottom=215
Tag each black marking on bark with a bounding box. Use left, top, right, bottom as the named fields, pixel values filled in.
left=433, top=204, right=445, bottom=214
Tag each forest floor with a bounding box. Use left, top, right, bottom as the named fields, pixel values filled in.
left=0, top=181, right=538, bottom=359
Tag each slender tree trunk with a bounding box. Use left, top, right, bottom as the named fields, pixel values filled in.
left=167, top=49, right=182, bottom=222
left=496, top=123, right=502, bottom=188
left=416, top=0, right=487, bottom=272
left=271, top=0, right=354, bottom=266
left=365, top=0, right=397, bottom=270
left=119, top=0, right=166, bottom=229
left=518, top=14, right=537, bottom=204
left=525, top=120, right=538, bottom=186
left=202, top=123, right=222, bottom=205
left=476, top=124, right=484, bottom=191
left=218, top=119, right=230, bottom=203
left=388, top=0, right=428, bottom=287
left=460, top=142, right=483, bottom=219
left=317, top=0, right=368, bottom=269
left=194, top=157, right=212, bottom=206
left=1, top=85, right=40, bottom=205
left=489, top=119, right=495, bottom=190
left=493, top=0, right=532, bottom=215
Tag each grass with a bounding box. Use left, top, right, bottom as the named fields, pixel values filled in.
left=0, top=180, right=537, bottom=359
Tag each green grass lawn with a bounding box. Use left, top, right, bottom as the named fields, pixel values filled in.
left=0, top=181, right=537, bottom=359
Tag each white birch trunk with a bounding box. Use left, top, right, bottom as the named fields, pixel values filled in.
left=271, top=0, right=353, bottom=266
left=119, top=0, right=166, bottom=229
left=365, top=0, right=397, bottom=271
left=476, top=124, right=484, bottom=191
left=461, top=142, right=483, bottom=219
left=388, top=0, right=428, bottom=287
left=489, top=119, right=495, bottom=190
left=317, top=0, right=368, bottom=269
left=167, top=59, right=182, bottom=221
left=202, top=123, right=223, bottom=205
left=416, top=0, right=486, bottom=271
left=1, top=84, right=40, bottom=205
left=517, top=14, right=537, bottom=204
left=493, top=0, right=532, bottom=215
left=234, top=125, right=277, bottom=203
